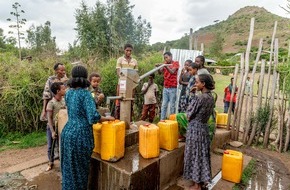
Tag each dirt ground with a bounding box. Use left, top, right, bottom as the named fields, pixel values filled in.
left=1, top=144, right=290, bottom=190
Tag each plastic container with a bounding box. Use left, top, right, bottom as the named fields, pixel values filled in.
left=216, top=113, right=228, bottom=128
left=169, top=114, right=176, bottom=120
left=157, top=120, right=179, bottom=151
left=92, top=123, right=102, bottom=154
left=101, top=120, right=125, bottom=162
left=139, top=124, right=160, bottom=158
left=222, top=150, right=243, bottom=183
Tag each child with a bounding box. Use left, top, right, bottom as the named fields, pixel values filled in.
left=89, top=73, right=105, bottom=108
left=183, top=74, right=215, bottom=190
left=46, top=82, right=66, bottom=171
left=178, top=60, right=191, bottom=113
left=140, top=73, right=158, bottom=123
left=223, top=77, right=238, bottom=113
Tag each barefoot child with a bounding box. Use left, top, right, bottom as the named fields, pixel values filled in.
left=46, top=82, right=66, bottom=171
left=140, top=73, right=158, bottom=123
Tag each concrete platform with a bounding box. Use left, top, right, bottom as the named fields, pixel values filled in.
left=211, top=128, right=231, bottom=150
left=89, top=143, right=185, bottom=190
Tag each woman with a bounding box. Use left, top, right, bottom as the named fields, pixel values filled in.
left=61, top=65, right=114, bottom=190
left=184, top=74, right=215, bottom=190
left=195, top=55, right=209, bottom=75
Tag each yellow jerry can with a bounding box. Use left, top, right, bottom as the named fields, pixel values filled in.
left=169, top=114, right=176, bottom=120
left=101, top=120, right=125, bottom=162
left=157, top=120, right=179, bottom=151
left=216, top=113, right=228, bottom=128
left=139, top=124, right=160, bottom=159
left=222, top=150, right=243, bottom=183
left=92, top=123, right=102, bottom=154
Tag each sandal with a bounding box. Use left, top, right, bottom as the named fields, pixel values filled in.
left=45, top=163, right=54, bottom=171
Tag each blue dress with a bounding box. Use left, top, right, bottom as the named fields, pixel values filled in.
left=61, top=88, right=101, bottom=190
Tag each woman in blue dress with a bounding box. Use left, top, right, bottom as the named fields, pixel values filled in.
left=61, top=65, right=114, bottom=190
left=183, top=74, right=215, bottom=190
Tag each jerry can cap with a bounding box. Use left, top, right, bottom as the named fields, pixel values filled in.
left=224, top=150, right=229, bottom=154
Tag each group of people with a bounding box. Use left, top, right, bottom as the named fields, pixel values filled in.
left=41, top=43, right=218, bottom=190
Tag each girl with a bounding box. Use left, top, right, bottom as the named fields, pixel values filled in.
left=195, top=55, right=209, bottom=75
left=183, top=74, right=215, bottom=190
left=178, top=60, right=191, bottom=113
left=61, top=65, right=114, bottom=190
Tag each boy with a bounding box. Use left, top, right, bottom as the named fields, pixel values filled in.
left=89, top=73, right=105, bottom=109
left=46, top=82, right=66, bottom=171
left=224, top=77, right=238, bottom=113
left=140, top=74, right=158, bottom=123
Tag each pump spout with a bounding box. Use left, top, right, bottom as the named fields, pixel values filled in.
left=139, top=64, right=171, bottom=82
left=106, top=96, right=122, bottom=106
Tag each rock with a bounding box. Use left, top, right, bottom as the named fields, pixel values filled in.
left=229, top=141, right=243, bottom=148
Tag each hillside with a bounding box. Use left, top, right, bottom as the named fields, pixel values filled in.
left=152, top=6, right=290, bottom=53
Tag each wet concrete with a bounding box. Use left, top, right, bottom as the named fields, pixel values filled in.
left=89, top=143, right=185, bottom=190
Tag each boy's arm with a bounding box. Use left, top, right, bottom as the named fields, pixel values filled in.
left=141, top=83, right=150, bottom=95
left=47, top=111, right=56, bottom=139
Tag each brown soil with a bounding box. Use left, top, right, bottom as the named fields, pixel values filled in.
left=1, top=144, right=290, bottom=190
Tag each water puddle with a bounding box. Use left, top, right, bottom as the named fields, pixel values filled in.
left=245, top=160, right=290, bottom=190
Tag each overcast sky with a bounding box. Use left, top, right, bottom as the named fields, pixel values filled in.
left=0, top=0, right=289, bottom=50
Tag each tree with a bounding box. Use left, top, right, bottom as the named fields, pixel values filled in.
left=7, top=2, right=26, bottom=60
left=26, top=21, right=57, bottom=56
left=209, top=31, right=224, bottom=59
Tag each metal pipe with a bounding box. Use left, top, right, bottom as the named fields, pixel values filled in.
left=106, top=96, right=122, bottom=105
left=139, top=64, right=171, bottom=82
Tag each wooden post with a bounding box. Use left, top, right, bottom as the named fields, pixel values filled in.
left=265, top=21, right=277, bottom=102
left=247, top=59, right=266, bottom=146
left=201, top=43, right=204, bottom=53
left=263, top=38, right=279, bottom=148
left=189, top=28, right=193, bottom=50
left=243, top=38, right=263, bottom=143
left=278, top=74, right=285, bottom=152
left=234, top=17, right=255, bottom=141
left=284, top=107, right=290, bottom=152
left=231, top=53, right=244, bottom=139
left=227, top=64, right=239, bottom=130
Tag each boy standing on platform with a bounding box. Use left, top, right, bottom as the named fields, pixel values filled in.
left=140, top=74, right=159, bottom=123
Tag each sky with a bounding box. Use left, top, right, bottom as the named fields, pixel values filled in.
left=0, top=0, right=289, bottom=51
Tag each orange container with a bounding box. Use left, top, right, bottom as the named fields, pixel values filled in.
left=139, top=124, right=160, bottom=158
left=169, top=114, right=176, bottom=120
left=157, top=120, right=179, bottom=151
left=222, top=150, right=243, bottom=183
left=92, top=123, right=102, bottom=154
left=216, top=113, right=228, bottom=128
left=101, top=120, right=125, bottom=162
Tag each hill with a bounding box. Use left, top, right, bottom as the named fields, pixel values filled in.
left=151, top=6, right=290, bottom=54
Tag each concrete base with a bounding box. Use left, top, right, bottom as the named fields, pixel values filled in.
left=211, top=128, right=231, bottom=150
left=89, top=143, right=185, bottom=190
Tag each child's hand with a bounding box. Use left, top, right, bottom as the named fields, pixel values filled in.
left=98, top=94, right=105, bottom=102
left=52, top=131, right=57, bottom=139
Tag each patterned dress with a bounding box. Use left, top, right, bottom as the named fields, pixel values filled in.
left=61, top=88, right=100, bottom=190
left=183, top=92, right=215, bottom=184
left=178, top=72, right=191, bottom=113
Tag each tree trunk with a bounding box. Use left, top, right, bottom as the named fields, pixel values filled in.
left=284, top=109, right=290, bottom=152
left=234, top=18, right=255, bottom=141
left=247, top=59, right=266, bottom=146
left=265, top=21, right=277, bottom=101
left=263, top=39, right=279, bottom=148
left=231, top=54, right=244, bottom=138
left=243, top=38, right=263, bottom=143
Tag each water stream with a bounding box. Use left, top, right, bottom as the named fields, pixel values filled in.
left=245, top=160, right=290, bottom=190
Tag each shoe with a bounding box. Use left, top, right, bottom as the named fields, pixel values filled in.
left=178, top=135, right=186, bottom=142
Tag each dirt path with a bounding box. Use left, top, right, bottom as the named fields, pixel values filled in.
left=1, top=144, right=290, bottom=190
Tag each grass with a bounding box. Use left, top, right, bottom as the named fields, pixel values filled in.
left=233, top=159, right=256, bottom=190
left=0, top=131, right=47, bottom=152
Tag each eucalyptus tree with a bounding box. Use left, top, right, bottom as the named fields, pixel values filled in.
left=26, top=21, right=57, bottom=56
left=7, top=2, right=26, bottom=60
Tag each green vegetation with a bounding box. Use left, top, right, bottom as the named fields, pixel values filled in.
left=233, top=159, right=256, bottom=190
left=0, top=131, right=47, bottom=152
